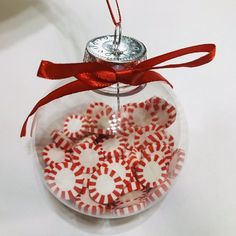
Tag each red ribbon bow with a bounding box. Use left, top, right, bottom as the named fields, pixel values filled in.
left=20, top=43, right=216, bottom=137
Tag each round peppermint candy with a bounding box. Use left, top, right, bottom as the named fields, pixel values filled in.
left=72, top=142, right=105, bottom=174
left=100, top=136, right=126, bottom=159
left=79, top=173, right=91, bottom=194
left=143, top=143, right=173, bottom=167
left=86, top=106, right=116, bottom=135
left=168, top=148, right=185, bottom=178
left=124, top=148, right=142, bottom=169
left=147, top=96, right=177, bottom=128
left=44, top=166, right=52, bottom=180
left=134, top=124, right=163, bottom=150
left=50, top=129, right=74, bottom=151
left=115, top=189, right=147, bottom=208
left=159, top=129, right=175, bottom=150
left=139, top=128, right=174, bottom=152
left=79, top=134, right=98, bottom=144
left=117, top=126, right=137, bottom=150
left=147, top=178, right=171, bottom=203
left=122, top=179, right=143, bottom=195
left=75, top=188, right=107, bottom=215
left=88, top=167, right=124, bottom=204
left=46, top=162, right=84, bottom=200
left=42, top=143, right=72, bottom=167
left=63, top=114, right=89, bottom=139
left=115, top=201, right=147, bottom=216
left=135, top=153, right=168, bottom=188
left=86, top=102, right=113, bottom=121
left=121, top=101, right=158, bottom=129
left=102, top=157, right=132, bottom=185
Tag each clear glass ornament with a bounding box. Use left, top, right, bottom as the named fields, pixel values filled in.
left=32, top=35, right=188, bottom=219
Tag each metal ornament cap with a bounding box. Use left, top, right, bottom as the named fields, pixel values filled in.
left=84, top=35, right=147, bottom=68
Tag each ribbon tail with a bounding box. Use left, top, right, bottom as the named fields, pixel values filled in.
left=20, top=79, right=112, bottom=137
left=37, top=60, right=115, bottom=80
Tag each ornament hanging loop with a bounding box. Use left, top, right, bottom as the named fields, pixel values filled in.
left=112, top=23, right=122, bottom=53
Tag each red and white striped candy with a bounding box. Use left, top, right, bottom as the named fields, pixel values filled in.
left=160, top=130, right=175, bottom=150
left=46, top=162, right=84, bottom=200
left=102, top=157, right=132, bottom=185
left=147, top=178, right=171, bottom=203
left=134, top=124, right=164, bottom=150
left=88, top=167, right=124, bottom=204
left=168, top=148, right=185, bottom=178
left=121, top=101, right=159, bottom=129
left=100, top=136, right=126, bottom=159
left=63, top=114, right=89, bottom=139
left=72, top=142, right=105, bottom=174
left=86, top=107, right=116, bottom=135
left=42, top=143, right=72, bottom=167
left=114, top=189, right=147, bottom=208
left=86, top=102, right=113, bottom=121
left=79, top=173, right=91, bottom=194
left=147, top=96, right=177, bottom=128
left=124, top=148, right=142, bottom=169
left=117, top=126, right=137, bottom=150
left=50, top=129, right=74, bottom=151
left=135, top=152, right=168, bottom=188
left=143, top=143, right=173, bottom=167
left=44, top=166, right=52, bottom=180
left=148, top=128, right=175, bottom=151
left=75, top=188, right=106, bottom=215
left=122, top=179, right=143, bottom=195
left=115, top=201, right=147, bottom=216
left=75, top=134, right=98, bottom=146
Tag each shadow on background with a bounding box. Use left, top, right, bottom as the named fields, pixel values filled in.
left=0, top=0, right=86, bottom=55
left=0, top=0, right=48, bottom=50
left=44, top=188, right=161, bottom=235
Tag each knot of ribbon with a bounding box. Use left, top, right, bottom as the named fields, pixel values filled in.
left=20, top=43, right=216, bottom=137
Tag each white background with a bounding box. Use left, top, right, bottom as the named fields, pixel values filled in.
left=0, top=0, right=236, bottom=235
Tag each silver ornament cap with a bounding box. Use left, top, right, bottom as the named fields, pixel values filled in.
left=83, top=35, right=147, bottom=69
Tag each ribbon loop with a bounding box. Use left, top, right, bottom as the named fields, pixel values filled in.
left=136, top=44, right=216, bottom=70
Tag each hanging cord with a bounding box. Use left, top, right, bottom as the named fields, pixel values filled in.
left=106, top=0, right=122, bottom=26
left=106, top=0, right=123, bottom=114
left=106, top=0, right=122, bottom=51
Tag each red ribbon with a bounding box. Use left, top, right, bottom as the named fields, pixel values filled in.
left=20, top=43, right=216, bottom=137
left=106, top=0, right=122, bottom=26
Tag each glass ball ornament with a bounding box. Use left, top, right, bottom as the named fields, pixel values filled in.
left=32, top=35, right=188, bottom=219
